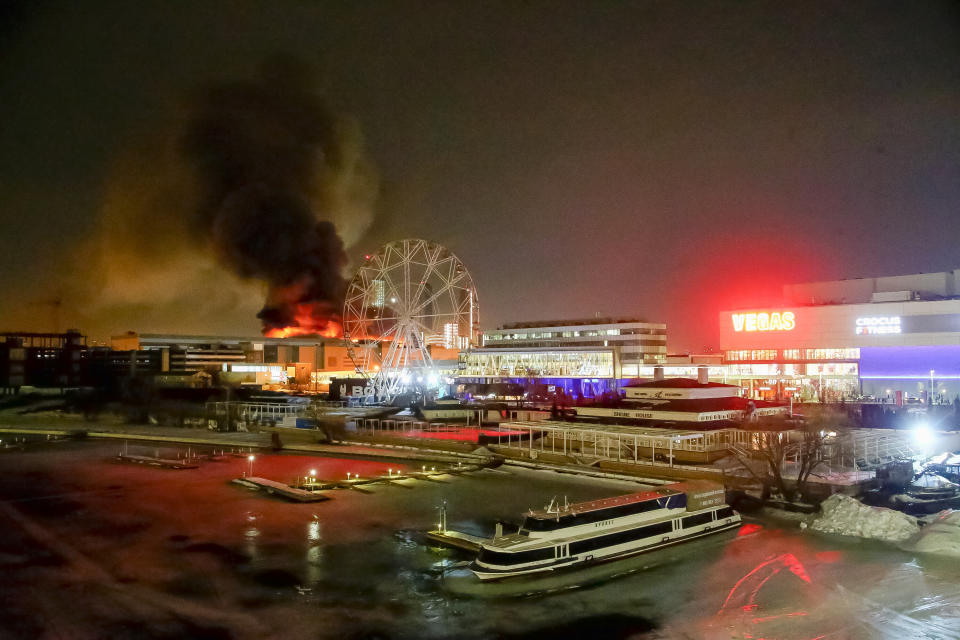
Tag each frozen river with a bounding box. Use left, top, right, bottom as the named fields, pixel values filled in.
left=0, top=439, right=958, bottom=639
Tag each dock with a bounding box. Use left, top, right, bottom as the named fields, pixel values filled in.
left=115, top=454, right=199, bottom=469
left=425, top=529, right=488, bottom=552
left=232, top=477, right=331, bottom=503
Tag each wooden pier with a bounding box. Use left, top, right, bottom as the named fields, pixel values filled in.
left=425, top=529, right=488, bottom=553
left=115, top=454, right=199, bottom=469
left=232, top=477, right=331, bottom=503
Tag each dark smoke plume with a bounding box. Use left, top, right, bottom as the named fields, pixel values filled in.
left=178, top=58, right=373, bottom=334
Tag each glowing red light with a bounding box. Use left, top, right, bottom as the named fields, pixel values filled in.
left=719, top=552, right=812, bottom=614
left=814, top=550, right=841, bottom=563
left=731, top=311, right=796, bottom=332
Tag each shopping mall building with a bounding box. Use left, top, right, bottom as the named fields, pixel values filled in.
left=719, top=269, right=960, bottom=402
left=459, top=317, right=667, bottom=398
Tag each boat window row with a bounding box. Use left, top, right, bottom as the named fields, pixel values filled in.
left=482, top=507, right=737, bottom=567
left=715, top=506, right=734, bottom=520
left=569, top=521, right=673, bottom=555
left=522, top=494, right=685, bottom=532
left=681, top=512, right=714, bottom=528
left=477, top=545, right=555, bottom=566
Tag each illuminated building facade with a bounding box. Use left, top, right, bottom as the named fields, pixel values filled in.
left=460, top=318, right=666, bottom=398
left=480, top=317, right=666, bottom=374
left=458, top=346, right=619, bottom=397
left=110, top=333, right=373, bottom=392
left=719, top=269, right=960, bottom=402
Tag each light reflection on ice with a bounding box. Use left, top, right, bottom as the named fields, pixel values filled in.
left=308, top=518, right=321, bottom=543
left=1, top=442, right=958, bottom=640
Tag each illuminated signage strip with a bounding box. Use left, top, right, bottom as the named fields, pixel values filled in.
left=731, top=311, right=795, bottom=332
left=577, top=407, right=788, bottom=422
left=855, top=316, right=901, bottom=335
left=861, top=375, right=960, bottom=380
left=729, top=311, right=960, bottom=337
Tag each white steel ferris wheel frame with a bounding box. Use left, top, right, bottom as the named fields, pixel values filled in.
left=342, top=239, right=478, bottom=401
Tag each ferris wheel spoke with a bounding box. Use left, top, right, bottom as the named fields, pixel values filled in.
left=409, top=271, right=468, bottom=318
left=407, top=311, right=463, bottom=320
left=342, top=239, right=478, bottom=401
left=406, top=243, right=445, bottom=318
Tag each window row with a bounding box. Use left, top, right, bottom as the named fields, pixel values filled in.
left=485, top=328, right=666, bottom=340
left=725, top=348, right=861, bottom=362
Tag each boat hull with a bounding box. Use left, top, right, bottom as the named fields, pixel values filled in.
left=471, top=517, right=741, bottom=581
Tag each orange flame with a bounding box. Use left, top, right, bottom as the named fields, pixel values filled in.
left=263, top=302, right=343, bottom=339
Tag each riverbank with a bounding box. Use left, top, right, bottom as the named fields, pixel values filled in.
left=1, top=438, right=957, bottom=639
left=0, top=413, right=723, bottom=484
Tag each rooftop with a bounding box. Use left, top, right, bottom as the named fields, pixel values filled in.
left=120, top=332, right=345, bottom=347
left=624, top=378, right=737, bottom=389
left=497, top=317, right=662, bottom=330
left=527, top=486, right=680, bottom=519
left=618, top=396, right=787, bottom=413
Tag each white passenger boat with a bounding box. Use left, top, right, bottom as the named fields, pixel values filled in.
left=471, top=480, right=740, bottom=580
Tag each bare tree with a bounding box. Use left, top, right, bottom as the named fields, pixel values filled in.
left=731, top=408, right=852, bottom=503
left=727, top=414, right=791, bottom=500
left=793, top=406, right=853, bottom=501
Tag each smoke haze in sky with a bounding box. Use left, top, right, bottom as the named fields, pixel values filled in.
left=0, top=1, right=956, bottom=348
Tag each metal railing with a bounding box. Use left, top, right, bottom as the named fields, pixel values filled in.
left=206, top=402, right=304, bottom=422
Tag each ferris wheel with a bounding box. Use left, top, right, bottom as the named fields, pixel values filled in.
left=342, top=239, right=479, bottom=401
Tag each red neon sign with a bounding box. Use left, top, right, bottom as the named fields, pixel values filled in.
left=732, top=311, right=795, bottom=332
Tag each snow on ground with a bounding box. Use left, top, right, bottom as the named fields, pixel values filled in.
left=903, top=510, right=960, bottom=558
left=803, top=494, right=920, bottom=543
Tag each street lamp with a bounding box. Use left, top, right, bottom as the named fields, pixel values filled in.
left=247, top=455, right=255, bottom=477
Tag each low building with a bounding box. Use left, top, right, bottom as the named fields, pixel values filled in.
left=480, top=317, right=666, bottom=374
left=460, top=317, right=667, bottom=399
left=573, top=377, right=789, bottom=427
left=110, top=332, right=372, bottom=391
left=0, top=330, right=86, bottom=392
left=458, top=346, right=620, bottom=398
left=719, top=269, right=960, bottom=402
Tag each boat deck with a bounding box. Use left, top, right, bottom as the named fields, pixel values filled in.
left=528, top=486, right=679, bottom=518
left=426, top=529, right=488, bottom=552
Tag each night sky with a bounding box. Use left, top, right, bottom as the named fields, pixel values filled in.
left=1, top=1, right=957, bottom=350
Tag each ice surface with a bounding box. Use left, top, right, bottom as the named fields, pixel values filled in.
left=805, top=494, right=920, bottom=543
left=904, top=510, right=960, bottom=559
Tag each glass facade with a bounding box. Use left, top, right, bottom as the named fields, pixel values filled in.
left=480, top=320, right=667, bottom=365
left=721, top=350, right=862, bottom=402
left=724, top=348, right=859, bottom=362
left=459, top=349, right=615, bottom=379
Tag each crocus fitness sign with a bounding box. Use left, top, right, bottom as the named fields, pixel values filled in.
left=855, top=316, right=901, bottom=335
left=732, top=311, right=796, bottom=332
